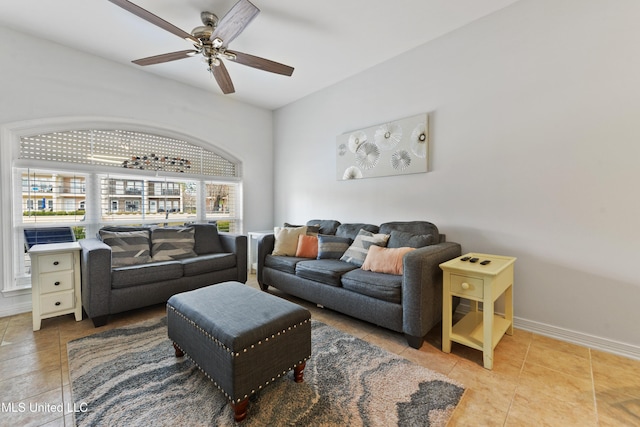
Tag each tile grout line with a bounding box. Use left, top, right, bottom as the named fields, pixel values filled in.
left=502, top=337, right=532, bottom=426
left=588, top=348, right=600, bottom=426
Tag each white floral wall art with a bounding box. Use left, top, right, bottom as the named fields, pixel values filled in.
left=336, top=114, right=428, bottom=180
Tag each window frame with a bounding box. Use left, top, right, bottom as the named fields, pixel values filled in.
left=1, top=118, right=243, bottom=295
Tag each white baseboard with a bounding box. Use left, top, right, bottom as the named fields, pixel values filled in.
left=456, top=303, right=640, bottom=361
left=0, top=301, right=31, bottom=319
left=514, top=317, right=640, bottom=361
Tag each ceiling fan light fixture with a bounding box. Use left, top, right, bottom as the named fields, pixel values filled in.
left=211, top=37, right=224, bottom=49
left=222, top=51, right=237, bottom=61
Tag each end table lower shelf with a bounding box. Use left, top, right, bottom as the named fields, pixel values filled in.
left=449, top=311, right=513, bottom=352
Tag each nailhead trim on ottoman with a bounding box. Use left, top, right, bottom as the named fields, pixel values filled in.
left=167, top=281, right=311, bottom=420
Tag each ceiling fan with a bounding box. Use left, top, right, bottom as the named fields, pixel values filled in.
left=108, top=0, right=294, bottom=94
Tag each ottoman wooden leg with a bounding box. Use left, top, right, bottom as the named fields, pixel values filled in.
left=173, top=343, right=184, bottom=357
left=232, top=398, right=249, bottom=422
left=294, top=361, right=306, bottom=383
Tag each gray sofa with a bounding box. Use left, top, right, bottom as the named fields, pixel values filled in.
left=257, top=220, right=461, bottom=349
left=79, top=223, right=247, bottom=327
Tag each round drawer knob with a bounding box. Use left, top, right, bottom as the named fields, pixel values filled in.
left=54, top=281, right=61, bottom=286
left=461, top=282, right=470, bottom=290
left=55, top=301, right=61, bottom=306
left=53, top=261, right=59, bottom=266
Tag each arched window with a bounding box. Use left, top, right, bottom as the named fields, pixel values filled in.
left=2, top=121, right=242, bottom=292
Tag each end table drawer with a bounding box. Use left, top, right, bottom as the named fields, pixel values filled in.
left=38, top=253, right=73, bottom=273
left=40, top=290, right=75, bottom=315
left=450, top=274, right=483, bottom=299
left=40, top=271, right=74, bottom=294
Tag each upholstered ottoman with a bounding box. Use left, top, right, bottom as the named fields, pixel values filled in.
left=166, top=281, right=311, bottom=422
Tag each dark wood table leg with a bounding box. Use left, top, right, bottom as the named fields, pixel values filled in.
left=173, top=343, right=184, bottom=357
left=294, top=361, right=306, bottom=383
left=232, top=398, right=249, bottom=422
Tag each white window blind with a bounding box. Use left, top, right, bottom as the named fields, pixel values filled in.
left=20, top=130, right=237, bottom=177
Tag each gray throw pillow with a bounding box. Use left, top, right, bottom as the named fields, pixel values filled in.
left=99, top=230, right=151, bottom=267
left=340, top=229, right=390, bottom=266
left=191, top=223, right=224, bottom=254
left=317, top=235, right=351, bottom=259
left=151, top=227, right=197, bottom=261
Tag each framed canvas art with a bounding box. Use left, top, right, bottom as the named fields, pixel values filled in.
left=336, top=113, right=428, bottom=180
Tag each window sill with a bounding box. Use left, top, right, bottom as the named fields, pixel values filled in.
left=1, top=286, right=32, bottom=297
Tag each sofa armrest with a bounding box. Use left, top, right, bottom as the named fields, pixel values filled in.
left=402, top=241, right=462, bottom=338
left=79, top=238, right=112, bottom=320
left=256, top=233, right=275, bottom=287
left=219, top=233, right=248, bottom=283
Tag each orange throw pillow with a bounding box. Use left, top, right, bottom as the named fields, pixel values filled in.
left=295, top=235, right=319, bottom=259
left=361, top=245, right=415, bottom=275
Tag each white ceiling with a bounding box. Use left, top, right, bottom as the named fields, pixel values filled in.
left=0, top=0, right=520, bottom=110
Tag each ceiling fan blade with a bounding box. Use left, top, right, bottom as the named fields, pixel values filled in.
left=108, top=0, right=200, bottom=44
left=227, top=51, right=294, bottom=76
left=210, top=0, right=260, bottom=47
left=213, top=60, right=235, bottom=94
left=132, top=50, right=198, bottom=66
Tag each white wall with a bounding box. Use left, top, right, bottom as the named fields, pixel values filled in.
left=273, top=0, right=640, bottom=354
left=0, top=26, right=275, bottom=316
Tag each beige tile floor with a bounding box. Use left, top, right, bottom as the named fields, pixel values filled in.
left=1, top=276, right=639, bottom=426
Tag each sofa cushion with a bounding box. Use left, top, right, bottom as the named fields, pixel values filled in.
left=191, top=223, right=224, bottom=255
left=98, top=230, right=151, bottom=267
left=379, top=221, right=440, bottom=244
left=340, top=229, right=390, bottom=267
left=386, top=230, right=434, bottom=249
left=111, top=261, right=183, bottom=289
left=180, top=253, right=236, bottom=276
left=335, top=223, right=380, bottom=241
left=265, top=255, right=307, bottom=274
left=295, top=235, right=318, bottom=259
left=295, top=260, right=357, bottom=287
left=306, top=219, right=341, bottom=235
left=341, top=269, right=403, bottom=304
left=152, top=227, right=197, bottom=261
left=361, top=245, right=416, bottom=275
left=273, top=226, right=307, bottom=256
left=317, top=235, right=351, bottom=259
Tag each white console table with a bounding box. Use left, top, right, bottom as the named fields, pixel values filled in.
left=247, top=230, right=272, bottom=273
left=29, top=242, right=83, bottom=331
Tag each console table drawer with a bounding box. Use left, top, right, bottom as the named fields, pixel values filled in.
left=450, top=274, right=483, bottom=299
left=40, top=290, right=74, bottom=315
left=38, top=253, right=73, bottom=273
left=40, top=271, right=74, bottom=294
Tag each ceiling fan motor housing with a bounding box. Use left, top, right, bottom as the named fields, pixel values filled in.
left=201, top=11, right=218, bottom=28
left=192, top=12, right=218, bottom=41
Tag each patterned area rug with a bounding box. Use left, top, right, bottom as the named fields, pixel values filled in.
left=68, top=317, right=465, bottom=426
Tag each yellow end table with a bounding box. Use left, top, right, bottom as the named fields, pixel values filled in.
left=440, top=253, right=516, bottom=369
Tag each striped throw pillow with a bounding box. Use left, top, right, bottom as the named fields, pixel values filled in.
left=99, top=230, right=151, bottom=267
left=151, top=227, right=197, bottom=261
left=340, top=229, right=390, bottom=266
left=316, top=235, right=351, bottom=259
